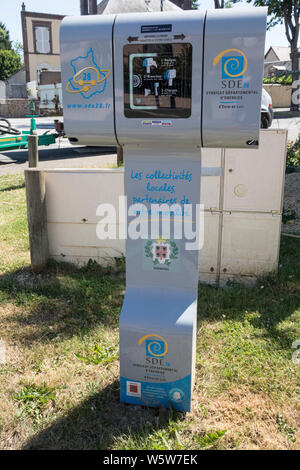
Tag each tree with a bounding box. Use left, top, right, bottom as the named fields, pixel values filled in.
left=0, top=50, right=22, bottom=81
left=0, top=23, right=23, bottom=81
left=232, top=0, right=300, bottom=111
left=13, top=41, right=23, bottom=61
left=0, top=23, right=12, bottom=51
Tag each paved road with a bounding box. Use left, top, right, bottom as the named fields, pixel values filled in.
left=0, top=116, right=117, bottom=176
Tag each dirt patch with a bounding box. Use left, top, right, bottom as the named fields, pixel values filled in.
left=192, top=386, right=300, bottom=450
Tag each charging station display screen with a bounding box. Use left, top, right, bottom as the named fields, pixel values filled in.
left=123, top=43, right=192, bottom=119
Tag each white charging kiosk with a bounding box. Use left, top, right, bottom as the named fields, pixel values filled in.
left=60, top=8, right=266, bottom=411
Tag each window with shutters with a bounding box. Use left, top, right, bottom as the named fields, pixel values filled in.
left=33, top=22, right=52, bottom=54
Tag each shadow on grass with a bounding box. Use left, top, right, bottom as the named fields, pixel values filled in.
left=0, top=260, right=125, bottom=344
left=196, top=236, right=300, bottom=350
left=22, top=379, right=169, bottom=450
left=0, top=238, right=299, bottom=449
left=0, top=237, right=299, bottom=350
left=0, top=182, right=25, bottom=192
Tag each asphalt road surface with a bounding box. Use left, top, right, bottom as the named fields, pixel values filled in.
left=0, top=116, right=117, bottom=176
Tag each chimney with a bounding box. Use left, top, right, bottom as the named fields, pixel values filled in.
left=80, top=0, right=88, bottom=15
left=89, top=0, right=97, bottom=14
left=170, top=0, right=192, bottom=8
left=183, top=0, right=192, bottom=8
left=81, top=0, right=97, bottom=15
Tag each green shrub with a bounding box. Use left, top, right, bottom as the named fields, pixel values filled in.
left=0, top=49, right=22, bottom=80
left=286, top=136, right=300, bottom=168
left=263, top=74, right=293, bottom=86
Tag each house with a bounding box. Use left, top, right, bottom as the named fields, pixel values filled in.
left=97, top=0, right=181, bottom=14
left=21, top=3, right=64, bottom=84
left=0, top=67, right=27, bottom=100
left=264, top=46, right=300, bottom=77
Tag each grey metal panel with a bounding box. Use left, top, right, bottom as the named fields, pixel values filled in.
left=113, top=10, right=204, bottom=147
left=60, top=15, right=118, bottom=146
left=119, top=147, right=201, bottom=411
left=202, top=7, right=267, bottom=148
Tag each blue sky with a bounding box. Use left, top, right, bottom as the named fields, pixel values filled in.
left=0, top=0, right=296, bottom=52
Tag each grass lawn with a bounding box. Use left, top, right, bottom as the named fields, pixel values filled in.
left=0, top=173, right=299, bottom=450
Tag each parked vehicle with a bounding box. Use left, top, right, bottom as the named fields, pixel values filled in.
left=261, top=88, right=273, bottom=128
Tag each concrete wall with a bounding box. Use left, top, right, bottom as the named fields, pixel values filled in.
left=5, top=84, right=27, bottom=99
left=0, top=99, right=39, bottom=118
left=263, top=84, right=292, bottom=108
left=44, top=129, right=287, bottom=285
left=0, top=69, right=27, bottom=99
left=0, top=82, right=6, bottom=100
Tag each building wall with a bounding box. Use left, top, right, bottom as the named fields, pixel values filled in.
left=21, top=11, right=64, bottom=83
left=0, top=98, right=39, bottom=118
left=0, top=82, right=6, bottom=100
left=0, top=69, right=27, bottom=99
left=263, top=84, right=293, bottom=108
left=5, top=68, right=27, bottom=99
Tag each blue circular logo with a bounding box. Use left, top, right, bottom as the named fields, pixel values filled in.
left=169, top=388, right=185, bottom=403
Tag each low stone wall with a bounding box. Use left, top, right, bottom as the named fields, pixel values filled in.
left=0, top=99, right=39, bottom=118
left=263, top=84, right=292, bottom=108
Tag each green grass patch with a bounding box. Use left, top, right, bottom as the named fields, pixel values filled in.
left=0, top=173, right=299, bottom=450
left=13, top=382, right=56, bottom=421
left=75, top=343, right=119, bottom=365
left=0, top=174, right=29, bottom=273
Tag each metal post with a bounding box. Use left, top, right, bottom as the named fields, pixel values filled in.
left=28, top=134, right=38, bottom=168
left=183, top=0, right=192, bottom=10
left=161, top=0, right=164, bottom=11
left=89, top=0, right=97, bottom=14
left=80, top=0, right=88, bottom=15
left=117, top=145, right=124, bottom=167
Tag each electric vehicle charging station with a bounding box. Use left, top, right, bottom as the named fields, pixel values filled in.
left=60, top=8, right=266, bottom=412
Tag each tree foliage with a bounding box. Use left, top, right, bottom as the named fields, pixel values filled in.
left=0, top=49, right=23, bottom=81
left=0, top=22, right=12, bottom=51
left=0, top=23, right=23, bottom=81
left=232, top=0, right=300, bottom=110
left=232, top=0, right=299, bottom=34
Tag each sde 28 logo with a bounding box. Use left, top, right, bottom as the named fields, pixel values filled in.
left=213, top=48, right=249, bottom=89
left=138, top=334, right=170, bottom=366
